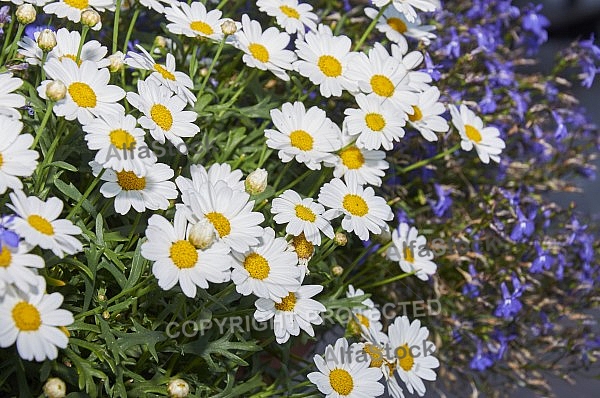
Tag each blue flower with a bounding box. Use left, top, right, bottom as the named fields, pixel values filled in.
left=494, top=274, right=524, bottom=319
left=0, top=215, right=19, bottom=249
left=462, top=264, right=480, bottom=298
left=530, top=242, right=554, bottom=274
left=521, top=4, right=549, bottom=52
left=510, top=207, right=535, bottom=242
left=470, top=341, right=494, bottom=371
left=428, top=183, right=452, bottom=218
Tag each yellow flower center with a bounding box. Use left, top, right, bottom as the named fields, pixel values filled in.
left=169, top=240, right=198, bottom=269
left=370, top=74, right=395, bottom=97
left=190, top=20, right=214, bottom=35
left=109, top=129, right=136, bottom=150
left=0, top=246, right=12, bottom=267
left=339, top=146, right=365, bottom=170
left=363, top=343, right=385, bottom=368
left=154, top=64, right=175, bottom=81
left=292, top=233, right=314, bottom=260
left=329, top=368, right=354, bottom=395
left=349, top=313, right=370, bottom=334
left=0, top=153, right=3, bottom=168
left=295, top=205, right=316, bottom=222
left=408, top=105, right=423, bottom=122
left=64, top=0, right=89, bottom=10
left=68, top=82, right=97, bottom=108
left=60, top=54, right=82, bottom=65
left=396, top=343, right=415, bottom=371
left=289, top=129, right=314, bottom=151
left=243, top=252, right=270, bottom=280
left=274, top=292, right=297, bottom=311
left=342, top=194, right=369, bottom=217
left=12, top=301, right=42, bottom=332
left=248, top=43, right=270, bottom=63
left=205, top=212, right=231, bottom=238
left=28, top=215, right=54, bottom=235
left=279, top=5, right=300, bottom=19
left=403, top=245, right=415, bottom=263
left=465, top=124, right=482, bottom=143
left=150, top=104, right=173, bottom=131
left=387, top=17, right=407, bottom=33
left=116, top=170, right=146, bottom=191
left=365, top=112, right=386, bottom=131
left=317, top=55, right=342, bottom=77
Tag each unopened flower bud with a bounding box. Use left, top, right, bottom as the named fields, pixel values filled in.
left=372, top=228, right=391, bottom=244
left=167, top=378, right=190, bottom=398
left=37, top=29, right=57, bottom=52
left=154, top=35, right=167, bottom=49
left=188, top=220, right=216, bottom=249
left=16, top=4, right=36, bottom=25
left=46, top=80, right=67, bottom=101
left=220, top=19, right=237, bottom=35
left=81, top=9, right=101, bottom=28
left=245, top=168, right=268, bottom=195
left=43, top=377, right=66, bottom=398
left=334, top=232, right=347, bottom=246
left=331, top=265, right=344, bottom=276
left=107, top=51, right=124, bottom=72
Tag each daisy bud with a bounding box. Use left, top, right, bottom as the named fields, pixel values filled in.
left=167, top=378, right=190, bottom=398
left=245, top=168, right=268, bottom=195
left=188, top=220, right=216, bottom=250
left=372, top=228, right=391, bottom=244
left=107, top=51, right=125, bottom=72
left=43, top=377, right=66, bottom=398
left=37, top=29, right=57, bottom=52
left=331, top=265, right=344, bottom=276
left=15, top=4, right=36, bottom=25
left=154, top=35, right=167, bottom=49
left=81, top=9, right=101, bottom=28
left=46, top=80, right=67, bottom=101
left=220, top=19, right=237, bottom=35
left=334, top=232, right=347, bottom=246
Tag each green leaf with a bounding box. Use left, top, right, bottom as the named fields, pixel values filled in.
left=113, top=319, right=167, bottom=363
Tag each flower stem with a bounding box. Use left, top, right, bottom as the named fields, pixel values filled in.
left=76, top=26, right=89, bottom=62
left=399, top=143, right=461, bottom=174
left=112, top=0, right=122, bottom=53
left=360, top=271, right=417, bottom=290
left=67, top=169, right=105, bottom=220
left=122, top=8, right=140, bottom=54
left=31, top=102, right=54, bottom=149
left=198, top=36, right=226, bottom=97
left=353, top=4, right=388, bottom=51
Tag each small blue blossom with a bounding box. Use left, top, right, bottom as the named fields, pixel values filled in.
left=494, top=274, right=524, bottom=319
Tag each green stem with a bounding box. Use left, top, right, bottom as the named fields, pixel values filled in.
left=66, top=169, right=105, bottom=220
left=0, top=16, right=15, bottom=64
left=353, top=4, right=388, bottom=51
left=6, top=24, right=25, bottom=62
left=399, top=143, right=460, bottom=174
left=112, top=0, right=122, bottom=53
left=198, top=36, right=226, bottom=96
left=76, top=26, right=89, bottom=62
left=360, top=271, right=416, bottom=290
left=122, top=8, right=140, bottom=54
left=31, top=102, right=54, bottom=149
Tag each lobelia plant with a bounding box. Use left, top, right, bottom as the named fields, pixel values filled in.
left=0, top=0, right=597, bottom=397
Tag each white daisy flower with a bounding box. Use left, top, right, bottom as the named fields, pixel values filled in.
left=289, top=233, right=315, bottom=274
left=346, top=43, right=417, bottom=114
left=293, top=24, right=358, bottom=97
left=7, top=190, right=82, bottom=258
left=256, top=0, right=318, bottom=36
left=318, top=177, right=393, bottom=241
left=308, top=337, right=385, bottom=397
left=17, top=32, right=44, bottom=67
left=265, top=101, right=342, bottom=170
left=271, top=189, right=334, bottom=245
left=365, top=7, right=436, bottom=51
left=407, top=86, right=448, bottom=141
left=0, top=117, right=39, bottom=194
left=254, top=284, right=326, bottom=344
left=176, top=163, right=244, bottom=207
left=344, top=94, right=406, bottom=151
left=48, top=28, right=109, bottom=67
left=231, top=227, right=301, bottom=301
left=38, top=58, right=125, bottom=125
left=139, top=0, right=172, bottom=13
left=386, top=222, right=437, bottom=281
left=7, top=0, right=51, bottom=5
left=186, top=180, right=265, bottom=253
left=346, top=285, right=383, bottom=335
left=0, top=289, right=73, bottom=362
left=91, top=161, right=177, bottom=215
left=388, top=316, right=439, bottom=396
left=126, top=78, right=199, bottom=154
left=125, top=45, right=195, bottom=105
left=141, top=209, right=232, bottom=298
left=0, top=73, right=25, bottom=119
left=0, top=243, right=45, bottom=295
left=372, top=0, right=441, bottom=23
left=333, top=133, right=389, bottom=187
left=390, top=45, right=432, bottom=92
left=234, top=14, right=296, bottom=81
left=83, top=113, right=155, bottom=176
left=165, top=1, right=225, bottom=40
left=44, top=0, right=116, bottom=29
left=359, top=329, right=406, bottom=398
left=449, top=104, right=506, bottom=164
